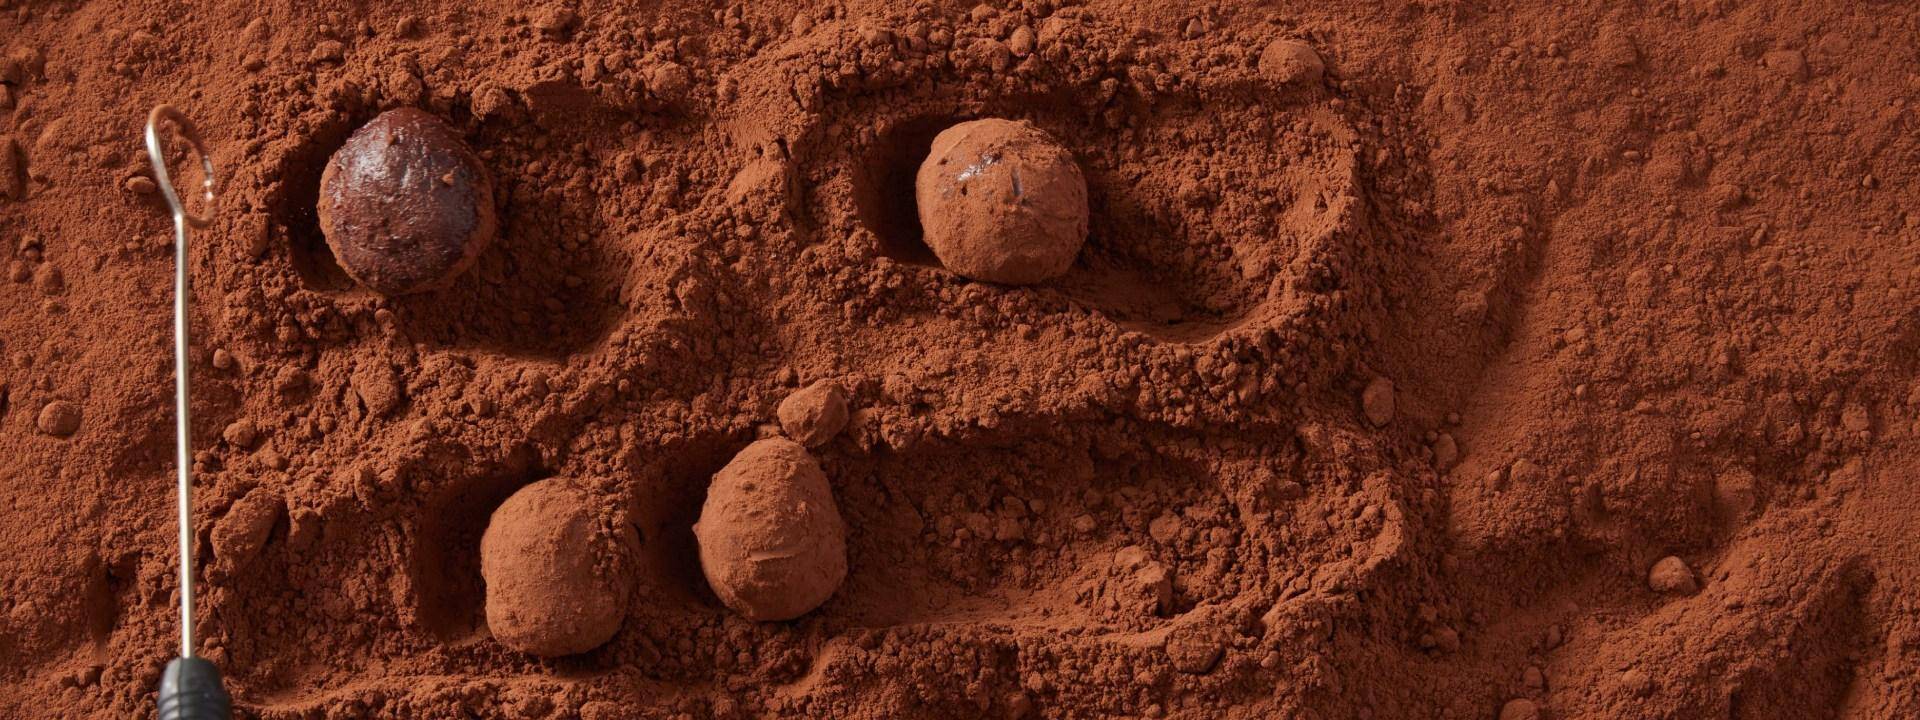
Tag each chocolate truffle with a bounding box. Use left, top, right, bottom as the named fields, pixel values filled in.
left=915, top=119, right=1088, bottom=285
left=317, top=108, right=496, bottom=295
left=35, top=401, right=79, bottom=436
left=694, top=438, right=847, bottom=621
left=480, top=478, right=637, bottom=656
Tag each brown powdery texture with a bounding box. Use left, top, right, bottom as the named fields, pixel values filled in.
left=0, top=1, right=1918, bottom=719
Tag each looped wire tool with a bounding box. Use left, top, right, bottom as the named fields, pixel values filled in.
left=145, top=104, right=232, bottom=720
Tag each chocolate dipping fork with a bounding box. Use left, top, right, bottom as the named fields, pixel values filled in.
left=145, top=105, right=233, bottom=720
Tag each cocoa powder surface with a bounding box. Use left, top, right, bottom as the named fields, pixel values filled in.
left=0, top=1, right=1918, bottom=719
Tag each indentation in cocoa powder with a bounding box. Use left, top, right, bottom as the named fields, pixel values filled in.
left=815, top=427, right=1268, bottom=629
left=622, top=435, right=741, bottom=610
left=1055, top=103, right=1363, bottom=344
left=798, top=79, right=1364, bottom=346
left=849, top=115, right=953, bottom=265
left=267, top=110, right=624, bottom=359
left=79, top=552, right=120, bottom=645
left=404, top=444, right=545, bottom=642
left=275, top=115, right=360, bottom=293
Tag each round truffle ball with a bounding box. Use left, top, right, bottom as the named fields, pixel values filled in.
left=318, top=108, right=496, bottom=296
left=480, top=478, right=637, bottom=656
left=35, top=401, right=79, bottom=437
left=694, top=438, right=847, bottom=621
left=915, top=119, right=1088, bottom=285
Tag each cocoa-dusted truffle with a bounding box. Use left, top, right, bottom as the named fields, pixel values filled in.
left=915, top=119, right=1088, bottom=285
left=318, top=108, right=496, bottom=295
left=694, top=438, right=847, bottom=621
left=480, top=478, right=637, bottom=656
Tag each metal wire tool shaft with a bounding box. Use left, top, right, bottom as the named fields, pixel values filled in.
left=145, top=104, right=232, bottom=720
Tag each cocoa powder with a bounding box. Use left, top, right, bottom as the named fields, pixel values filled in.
left=0, top=1, right=1917, bottom=719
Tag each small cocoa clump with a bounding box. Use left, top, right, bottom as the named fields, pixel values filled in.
left=777, top=380, right=848, bottom=447
left=1258, top=39, right=1325, bottom=85
left=36, top=401, right=79, bottom=436
left=1499, top=699, right=1541, bottom=720
left=318, top=108, right=496, bottom=296
left=211, top=488, right=285, bottom=572
left=1361, top=376, right=1395, bottom=426
left=694, top=438, right=847, bottom=621
left=1648, top=555, right=1698, bottom=595
left=480, top=478, right=637, bottom=656
left=915, top=119, right=1087, bottom=285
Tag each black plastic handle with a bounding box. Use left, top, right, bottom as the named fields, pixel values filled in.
left=157, top=656, right=231, bottom=720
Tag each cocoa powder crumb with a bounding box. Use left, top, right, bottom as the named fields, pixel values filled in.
left=310, top=40, right=345, bottom=63
left=35, top=401, right=78, bottom=436
left=1648, top=556, right=1698, bottom=595
left=777, top=379, right=849, bottom=447
left=222, top=419, right=259, bottom=448
left=1361, top=376, right=1395, bottom=426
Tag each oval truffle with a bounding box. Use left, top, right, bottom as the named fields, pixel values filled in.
left=317, top=108, right=496, bottom=295
left=694, top=438, right=848, bottom=621
left=915, top=118, right=1088, bottom=285
left=480, top=478, right=636, bottom=656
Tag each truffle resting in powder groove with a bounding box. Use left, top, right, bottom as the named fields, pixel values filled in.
left=914, top=118, right=1088, bottom=285
left=694, top=438, right=848, bottom=622
left=317, top=108, right=497, bottom=296
left=480, top=478, right=638, bottom=656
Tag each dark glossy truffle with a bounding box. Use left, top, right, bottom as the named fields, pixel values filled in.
left=318, top=108, right=496, bottom=295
